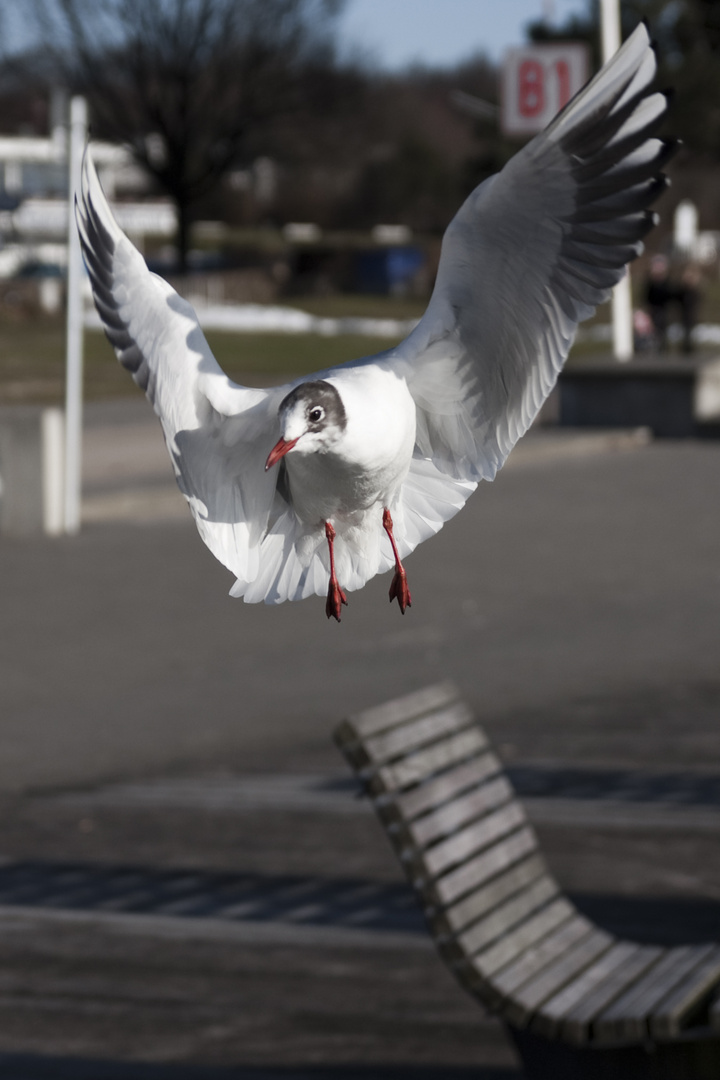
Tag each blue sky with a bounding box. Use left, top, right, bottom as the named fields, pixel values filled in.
left=337, top=0, right=591, bottom=69
left=1, top=0, right=592, bottom=68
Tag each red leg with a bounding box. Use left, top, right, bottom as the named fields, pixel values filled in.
left=325, top=521, right=348, bottom=622
left=383, top=508, right=411, bottom=613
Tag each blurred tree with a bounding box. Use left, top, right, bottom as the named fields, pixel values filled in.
left=527, top=3, right=600, bottom=66
left=21, top=0, right=346, bottom=270
left=351, top=135, right=458, bottom=230
left=336, top=58, right=502, bottom=232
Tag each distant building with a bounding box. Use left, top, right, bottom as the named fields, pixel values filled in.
left=0, top=87, right=175, bottom=279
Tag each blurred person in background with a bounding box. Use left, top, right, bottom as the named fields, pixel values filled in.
left=633, top=306, right=655, bottom=351
left=677, top=263, right=702, bottom=354
left=644, top=253, right=673, bottom=352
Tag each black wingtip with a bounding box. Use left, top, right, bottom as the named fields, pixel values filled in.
left=73, top=191, right=82, bottom=233
left=662, top=136, right=683, bottom=164
left=644, top=29, right=662, bottom=59
left=640, top=16, right=655, bottom=49
left=660, top=136, right=682, bottom=164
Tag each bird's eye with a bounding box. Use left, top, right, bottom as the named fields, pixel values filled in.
left=309, top=406, right=324, bottom=423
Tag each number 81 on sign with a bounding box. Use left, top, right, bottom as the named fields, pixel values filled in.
left=501, top=44, right=589, bottom=137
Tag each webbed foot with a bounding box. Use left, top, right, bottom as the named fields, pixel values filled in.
left=388, top=567, right=411, bottom=613
left=324, top=520, right=348, bottom=622
left=383, top=508, right=412, bottom=614
left=326, top=579, right=348, bottom=622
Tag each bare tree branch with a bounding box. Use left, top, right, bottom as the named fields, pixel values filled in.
left=22, top=0, right=346, bottom=270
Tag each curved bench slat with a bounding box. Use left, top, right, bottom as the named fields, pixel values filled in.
left=423, top=801, right=527, bottom=880
left=376, top=728, right=489, bottom=794
left=650, top=946, right=720, bottom=1039
left=432, top=853, right=549, bottom=938
left=531, top=940, right=641, bottom=1038
left=503, top=929, right=615, bottom=1030
left=341, top=682, right=459, bottom=739
left=335, top=683, right=720, bottom=1065
left=595, top=944, right=716, bottom=1042
left=396, top=754, right=505, bottom=823
left=563, top=945, right=664, bottom=1044
left=473, top=897, right=577, bottom=978
left=363, top=701, right=475, bottom=765
left=429, top=826, right=539, bottom=908
left=491, top=915, right=596, bottom=1001
left=455, top=875, right=561, bottom=961
left=409, top=774, right=513, bottom=848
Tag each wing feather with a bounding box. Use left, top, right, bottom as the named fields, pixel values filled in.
left=389, top=22, right=674, bottom=487
left=77, top=24, right=673, bottom=609
left=76, top=152, right=292, bottom=589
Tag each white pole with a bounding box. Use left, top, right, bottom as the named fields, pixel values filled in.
left=64, top=95, right=87, bottom=533
left=42, top=407, right=65, bottom=536
left=600, top=0, right=621, bottom=58
left=600, top=0, right=634, bottom=362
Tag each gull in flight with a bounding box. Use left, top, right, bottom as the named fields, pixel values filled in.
left=77, top=24, right=674, bottom=621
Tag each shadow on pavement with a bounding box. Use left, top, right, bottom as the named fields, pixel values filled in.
left=0, top=1055, right=522, bottom=1080
left=571, top=893, right=720, bottom=945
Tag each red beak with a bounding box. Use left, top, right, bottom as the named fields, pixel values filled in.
left=265, top=436, right=298, bottom=471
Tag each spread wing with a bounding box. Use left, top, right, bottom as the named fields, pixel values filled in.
left=392, top=22, right=674, bottom=487
left=77, top=21, right=673, bottom=610
left=76, top=152, right=293, bottom=590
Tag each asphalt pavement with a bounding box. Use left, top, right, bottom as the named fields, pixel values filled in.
left=3, top=399, right=718, bottom=789
left=0, top=400, right=718, bottom=1075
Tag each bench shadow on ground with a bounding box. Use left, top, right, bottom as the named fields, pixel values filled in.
left=570, top=893, right=720, bottom=946
left=0, top=1058, right=521, bottom=1080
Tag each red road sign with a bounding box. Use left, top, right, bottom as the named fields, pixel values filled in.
left=501, top=43, right=590, bottom=137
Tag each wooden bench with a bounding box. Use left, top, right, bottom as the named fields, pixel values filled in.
left=334, top=683, right=720, bottom=1080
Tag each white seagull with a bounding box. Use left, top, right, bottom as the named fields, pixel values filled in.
left=77, top=24, right=674, bottom=622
